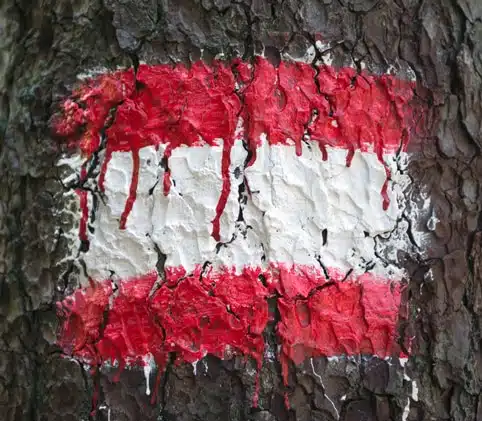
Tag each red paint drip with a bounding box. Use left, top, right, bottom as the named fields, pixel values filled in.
left=345, top=148, right=354, bottom=167
left=98, top=147, right=112, bottom=192
left=75, top=189, right=89, bottom=242
left=211, top=141, right=233, bottom=241
left=381, top=164, right=392, bottom=211
left=76, top=165, right=90, bottom=242
left=119, top=149, right=140, bottom=229
left=112, top=356, right=125, bottom=383
left=284, top=392, right=291, bottom=410
left=318, top=142, right=328, bottom=161
left=162, top=146, right=172, bottom=196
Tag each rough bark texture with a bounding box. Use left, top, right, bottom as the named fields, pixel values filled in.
left=1, top=0, right=482, bottom=420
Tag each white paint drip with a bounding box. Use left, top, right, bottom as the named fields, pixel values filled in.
left=99, top=405, right=111, bottom=421
left=412, top=380, right=419, bottom=401
left=192, top=360, right=198, bottom=376
left=144, top=362, right=152, bottom=396
left=400, top=357, right=419, bottom=420
left=402, top=397, right=410, bottom=421
left=310, top=358, right=340, bottom=419
left=427, top=212, right=439, bottom=231
left=76, top=65, right=129, bottom=81
left=406, top=189, right=434, bottom=256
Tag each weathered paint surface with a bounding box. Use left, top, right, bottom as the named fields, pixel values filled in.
left=54, top=57, right=422, bottom=399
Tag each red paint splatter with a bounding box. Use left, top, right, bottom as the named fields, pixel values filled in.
left=75, top=165, right=90, bottom=242
left=98, top=148, right=112, bottom=192
left=53, top=58, right=419, bottom=232
left=119, top=149, right=140, bottom=229
left=284, top=392, right=291, bottom=410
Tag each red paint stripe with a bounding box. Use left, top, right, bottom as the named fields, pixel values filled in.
left=57, top=265, right=404, bottom=373
left=53, top=58, right=416, bottom=157
left=75, top=189, right=89, bottom=242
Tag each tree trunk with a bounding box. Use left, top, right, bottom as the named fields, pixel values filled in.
left=1, top=1, right=482, bottom=420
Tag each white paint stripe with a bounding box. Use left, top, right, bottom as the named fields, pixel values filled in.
left=82, top=139, right=409, bottom=282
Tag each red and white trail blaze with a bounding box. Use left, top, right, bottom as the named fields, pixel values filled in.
left=54, top=57, right=423, bottom=403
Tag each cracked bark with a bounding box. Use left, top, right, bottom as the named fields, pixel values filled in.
left=1, top=0, right=482, bottom=420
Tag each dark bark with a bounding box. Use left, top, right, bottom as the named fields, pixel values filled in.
left=1, top=0, right=481, bottom=420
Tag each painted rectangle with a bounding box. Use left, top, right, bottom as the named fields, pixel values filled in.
left=54, top=57, right=420, bottom=388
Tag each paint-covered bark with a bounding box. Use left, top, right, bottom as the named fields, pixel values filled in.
left=53, top=59, right=419, bottom=387
left=1, top=1, right=482, bottom=421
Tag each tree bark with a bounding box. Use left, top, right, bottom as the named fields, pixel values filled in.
left=1, top=1, right=482, bottom=420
